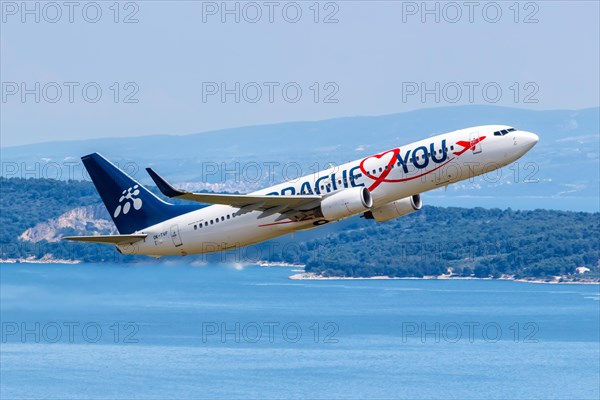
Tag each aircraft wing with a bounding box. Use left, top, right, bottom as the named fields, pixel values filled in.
left=146, top=168, right=322, bottom=219
left=62, top=234, right=147, bottom=245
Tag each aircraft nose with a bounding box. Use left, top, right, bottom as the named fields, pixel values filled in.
left=520, top=131, right=539, bottom=151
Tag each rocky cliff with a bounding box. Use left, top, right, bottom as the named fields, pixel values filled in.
left=19, top=205, right=117, bottom=243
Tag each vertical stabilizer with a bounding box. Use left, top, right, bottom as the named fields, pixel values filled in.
left=81, top=153, right=201, bottom=234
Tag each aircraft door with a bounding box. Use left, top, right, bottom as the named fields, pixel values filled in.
left=170, top=224, right=183, bottom=247
left=469, top=131, right=482, bottom=154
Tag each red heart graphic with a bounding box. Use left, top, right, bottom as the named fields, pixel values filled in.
left=359, top=148, right=400, bottom=191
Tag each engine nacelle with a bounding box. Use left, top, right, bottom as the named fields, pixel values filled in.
left=319, top=187, right=373, bottom=221
left=363, top=194, right=422, bottom=222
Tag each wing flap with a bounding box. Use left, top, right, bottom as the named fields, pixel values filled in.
left=62, top=234, right=147, bottom=245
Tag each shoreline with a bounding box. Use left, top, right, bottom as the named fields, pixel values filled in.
left=288, top=272, right=600, bottom=285
left=1, top=260, right=597, bottom=284
left=256, top=261, right=306, bottom=268
left=0, top=258, right=80, bottom=264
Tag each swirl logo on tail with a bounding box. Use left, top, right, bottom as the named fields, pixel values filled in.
left=114, top=185, right=143, bottom=218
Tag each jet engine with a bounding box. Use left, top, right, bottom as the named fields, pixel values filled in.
left=319, top=187, right=373, bottom=221
left=363, top=194, right=422, bottom=222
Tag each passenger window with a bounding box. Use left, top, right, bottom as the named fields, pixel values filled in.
left=210, top=220, right=213, bottom=225
left=204, top=222, right=208, bottom=226
left=194, top=225, right=197, bottom=230
left=227, top=215, right=230, bottom=220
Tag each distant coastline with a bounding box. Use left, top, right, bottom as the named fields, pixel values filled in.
left=1, top=259, right=597, bottom=285
left=0, top=256, right=80, bottom=264
left=288, top=272, right=600, bottom=285
left=256, top=261, right=306, bottom=268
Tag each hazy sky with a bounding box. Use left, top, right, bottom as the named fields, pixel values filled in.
left=1, top=1, right=599, bottom=147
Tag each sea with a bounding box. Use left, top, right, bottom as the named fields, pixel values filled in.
left=1, top=262, right=599, bottom=400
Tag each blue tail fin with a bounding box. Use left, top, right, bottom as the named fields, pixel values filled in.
left=82, top=153, right=202, bottom=234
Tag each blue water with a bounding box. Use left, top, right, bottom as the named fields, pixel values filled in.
left=1, top=263, right=599, bottom=399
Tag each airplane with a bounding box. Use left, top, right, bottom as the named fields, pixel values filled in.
left=63, top=125, right=539, bottom=257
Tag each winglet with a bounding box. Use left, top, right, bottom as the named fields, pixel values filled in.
left=146, top=168, right=187, bottom=198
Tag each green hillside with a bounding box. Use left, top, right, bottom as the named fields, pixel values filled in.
left=301, top=206, right=599, bottom=281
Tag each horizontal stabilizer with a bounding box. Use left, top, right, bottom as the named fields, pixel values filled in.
left=62, top=234, right=147, bottom=245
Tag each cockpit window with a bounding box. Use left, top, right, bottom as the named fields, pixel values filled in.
left=493, top=127, right=517, bottom=136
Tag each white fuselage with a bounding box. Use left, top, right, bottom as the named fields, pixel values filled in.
left=119, top=125, right=538, bottom=256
